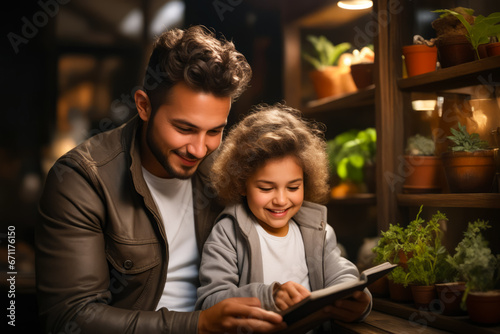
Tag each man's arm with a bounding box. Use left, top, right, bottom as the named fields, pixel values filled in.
left=36, top=159, right=194, bottom=333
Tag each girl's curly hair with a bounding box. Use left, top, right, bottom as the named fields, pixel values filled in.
left=210, top=103, right=330, bottom=205
left=144, top=25, right=252, bottom=111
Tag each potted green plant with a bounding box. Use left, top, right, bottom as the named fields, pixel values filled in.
left=403, top=134, right=443, bottom=194
left=431, top=7, right=476, bottom=67
left=447, top=220, right=500, bottom=324
left=433, top=8, right=500, bottom=62
left=350, top=45, right=375, bottom=89
left=441, top=122, right=496, bottom=193
left=405, top=208, right=452, bottom=309
left=302, top=35, right=354, bottom=99
left=327, top=128, right=376, bottom=198
left=372, top=222, right=412, bottom=301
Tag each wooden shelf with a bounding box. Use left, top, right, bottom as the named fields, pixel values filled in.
left=329, top=193, right=376, bottom=205
left=304, top=85, right=375, bottom=114
left=397, top=193, right=500, bottom=209
left=373, top=298, right=500, bottom=334
left=398, top=55, right=500, bottom=92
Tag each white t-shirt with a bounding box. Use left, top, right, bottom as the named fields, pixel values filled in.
left=142, top=167, right=199, bottom=312
left=254, top=219, right=311, bottom=290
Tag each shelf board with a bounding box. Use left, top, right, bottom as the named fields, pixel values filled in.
left=397, top=55, right=500, bottom=92
left=304, top=85, right=375, bottom=113
left=397, top=193, right=500, bottom=209
left=373, top=298, right=500, bottom=334
left=329, top=193, right=376, bottom=205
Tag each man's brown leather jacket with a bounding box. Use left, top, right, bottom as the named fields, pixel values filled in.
left=36, top=115, right=223, bottom=333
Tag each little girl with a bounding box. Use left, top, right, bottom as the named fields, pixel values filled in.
left=196, top=103, right=371, bottom=327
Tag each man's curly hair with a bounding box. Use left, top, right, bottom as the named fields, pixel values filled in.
left=143, top=25, right=252, bottom=111
left=210, top=103, right=330, bottom=205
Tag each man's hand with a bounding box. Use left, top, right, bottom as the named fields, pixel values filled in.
left=198, top=297, right=286, bottom=334
left=273, top=281, right=311, bottom=311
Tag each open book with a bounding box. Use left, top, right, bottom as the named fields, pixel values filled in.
left=280, top=262, right=397, bottom=325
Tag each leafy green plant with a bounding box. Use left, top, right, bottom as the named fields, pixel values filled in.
left=390, top=266, right=411, bottom=286
left=372, top=223, right=406, bottom=265
left=433, top=9, right=500, bottom=59
left=405, top=209, right=453, bottom=286
left=405, top=134, right=435, bottom=156
left=326, top=128, right=376, bottom=183
left=302, top=35, right=351, bottom=70
left=373, top=206, right=455, bottom=287
left=447, top=122, right=489, bottom=152
left=447, top=220, right=500, bottom=308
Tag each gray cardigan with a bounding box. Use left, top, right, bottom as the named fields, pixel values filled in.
left=196, top=201, right=372, bottom=319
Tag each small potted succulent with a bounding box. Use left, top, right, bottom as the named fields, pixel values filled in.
left=403, top=134, right=443, bottom=193
left=441, top=122, right=496, bottom=193
left=302, top=35, right=354, bottom=99
left=402, top=36, right=438, bottom=77
left=349, top=45, right=375, bottom=89
left=447, top=220, right=500, bottom=324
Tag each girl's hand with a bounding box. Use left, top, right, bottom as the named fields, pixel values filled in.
left=273, top=281, right=311, bottom=311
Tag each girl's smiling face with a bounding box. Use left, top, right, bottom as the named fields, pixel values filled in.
left=244, top=155, right=304, bottom=237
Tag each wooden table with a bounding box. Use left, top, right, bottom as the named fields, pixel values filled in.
left=332, top=299, right=500, bottom=334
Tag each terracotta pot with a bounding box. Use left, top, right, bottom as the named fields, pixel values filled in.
left=368, top=274, right=389, bottom=297
left=309, top=67, right=340, bottom=99
left=350, top=62, right=374, bottom=89
left=486, top=42, right=500, bottom=57
left=435, top=282, right=467, bottom=316
left=411, top=285, right=437, bottom=310
left=466, top=290, right=500, bottom=324
left=309, top=66, right=356, bottom=99
left=442, top=150, right=496, bottom=193
left=402, top=44, right=437, bottom=77
left=436, top=35, right=475, bottom=68
left=388, top=279, right=413, bottom=302
left=403, top=155, right=443, bottom=194
left=478, top=43, right=489, bottom=59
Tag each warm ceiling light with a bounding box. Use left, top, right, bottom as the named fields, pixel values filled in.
left=337, top=1, right=373, bottom=10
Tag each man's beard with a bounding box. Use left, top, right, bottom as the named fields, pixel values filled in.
left=146, top=122, right=197, bottom=179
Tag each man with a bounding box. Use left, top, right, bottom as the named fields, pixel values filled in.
left=36, top=25, right=284, bottom=334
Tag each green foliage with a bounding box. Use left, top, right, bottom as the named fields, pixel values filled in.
left=405, top=134, right=435, bottom=156
left=406, top=210, right=453, bottom=286
left=302, top=35, right=351, bottom=70
left=447, top=122, right=489, bottom=152
left=373, top=206, right=455, bottom=287
left=433, top=9, right=500, bottom=59
left=372, top=223, right=406, bottom=265
left=326, top=128, right=376, bottom=183
left=390, top=266, right=411, bottom=286
left=447, top=220, right=500, bottom=309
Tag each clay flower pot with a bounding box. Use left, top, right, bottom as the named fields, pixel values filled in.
left=435, top=282, right=467, bottom=316
left=368, top=274, right=389, bottom=297
left=466, top=290, right=500, bottom=324
left=436, top=35, right=475, bottom=68
left=403, top=155, right=443, bottom=194
left=487, top=42, right=500, bottom=57
left=410, top=285, right=437, bottom=310
left=402, top=44, right=437, bottom=77
left=388, top=279, right=413, bottom=302
left=309, top=66, right=340, bottom=99
left=350, top=62, right=374, bottom=89
left=442, top=150, right=496, bottom=193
